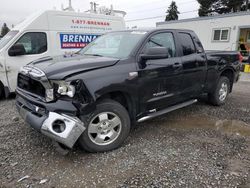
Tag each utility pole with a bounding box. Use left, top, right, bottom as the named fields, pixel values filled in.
left=246, top=0, right=249, bottom=10
left=94, top=2, right=99, bottom=13
left=90, top=2, right=99, bottom=13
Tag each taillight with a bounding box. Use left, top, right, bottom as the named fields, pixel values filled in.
left=238, top=53, right=243, bottom=63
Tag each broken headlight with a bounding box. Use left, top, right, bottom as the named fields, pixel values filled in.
left=51, top=81, right=76, bottom=98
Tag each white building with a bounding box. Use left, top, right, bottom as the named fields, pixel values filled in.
left=157, top=11, right=250, bottom=52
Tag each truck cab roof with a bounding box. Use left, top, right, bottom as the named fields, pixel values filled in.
left=121, top=28, right=195, bottom=33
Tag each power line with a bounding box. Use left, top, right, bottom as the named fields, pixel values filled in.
left=126, top=16, right=165, bottom=22
left=125, top=0, right=199, bottom=10
left=126, top=1, right=248, bottom=23
left=94, top=0, right=198, bottom=13
left=125, top=0, right=173, bottom=10
left=126, top=9, right=198, bottom=22
left=94, top=0, right=168, bottom=11
left=127, top=0, right=197, bottom=14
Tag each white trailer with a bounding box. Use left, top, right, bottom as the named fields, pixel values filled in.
left=157, top=11, right=250, bottom=54
left=0, top=10, right=125, bottom=96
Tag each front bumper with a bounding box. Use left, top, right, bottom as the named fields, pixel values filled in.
left=16, top=91, right=85, bottom=148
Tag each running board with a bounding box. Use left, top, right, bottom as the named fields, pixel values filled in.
left=137, top=99, right=198, bottom=123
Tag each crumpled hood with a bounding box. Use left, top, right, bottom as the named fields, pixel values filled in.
left=29, top=54, right=120, bottom=80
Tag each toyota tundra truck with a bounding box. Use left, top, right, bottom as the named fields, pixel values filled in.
left=16, top=29, right=241, bottom=152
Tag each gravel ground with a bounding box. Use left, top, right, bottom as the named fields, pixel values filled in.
left=1, top=76, right=250, bottom=188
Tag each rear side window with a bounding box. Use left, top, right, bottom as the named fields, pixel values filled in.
left=14, top=32, right=47, bottom=55
left=179, top=33, right=196, bottom=56
left=144, top=32, right=176, bottom=58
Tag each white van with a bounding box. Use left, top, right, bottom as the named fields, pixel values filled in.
left=0, top=10, right=125, bottom=97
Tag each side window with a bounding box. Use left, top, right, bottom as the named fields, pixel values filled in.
left=212, top=29, right=230, bottom=41
left=179, top=33, right=196, bottom=56
left=144, top=32, right=176, bottom=58
left=14, top=32, right=47, bottom=55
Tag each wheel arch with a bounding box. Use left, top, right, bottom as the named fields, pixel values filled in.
left=96, top=90, right=137, bottom=124
left=220, top=68, right=235, bottom=92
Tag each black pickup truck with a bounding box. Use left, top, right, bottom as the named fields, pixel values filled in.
left=16, top=29, right=241, bottom=152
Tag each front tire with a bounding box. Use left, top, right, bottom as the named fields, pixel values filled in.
left=208, top=76, right=230, bottom=106
left=78, top=99, right=131, bottom=152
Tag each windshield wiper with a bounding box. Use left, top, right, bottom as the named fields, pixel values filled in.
left=84, top=54, right=103, bottom=57
left=75, top=50, right=81, bottom=54
left=149, top=39, right=163, bottom=47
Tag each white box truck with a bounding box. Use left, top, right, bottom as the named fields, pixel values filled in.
left=0, top=10, right=125, bottom=97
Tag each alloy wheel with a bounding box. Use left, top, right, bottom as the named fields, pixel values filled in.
left=219, top=82, right=228, bottom=102
left=87, top=112, right=122, bottom=146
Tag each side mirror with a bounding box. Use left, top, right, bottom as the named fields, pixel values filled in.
left=8, top=44, right=26, bottom=56
left=140, top=47, right=169, bottom=60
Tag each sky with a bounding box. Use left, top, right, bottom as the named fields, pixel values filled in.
left=0, top=0, right=200, bottom=29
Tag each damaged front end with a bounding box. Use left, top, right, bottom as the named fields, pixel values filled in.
left=16, top=65, right=88, bottom=148
left=41, top=112, right=85, bottom=148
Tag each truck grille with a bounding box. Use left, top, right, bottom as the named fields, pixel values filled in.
left=17, top=73, right=46, bottom=98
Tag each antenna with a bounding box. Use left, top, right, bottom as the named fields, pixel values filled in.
left=69, top=0, right=72, bottom=8
left=94, top=2, right=99, bottom=13
left=90, top=2, right=94, bottom=13
left=88, top=2, right=126, bottom=17
left=62, top=0, right=74, bottom=11
left=90, top=2, right=99, bottom=13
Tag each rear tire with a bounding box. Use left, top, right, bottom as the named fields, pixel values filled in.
left=78, top=99, right=131, bottom=153
left=208, top=76, right=230, bottom=106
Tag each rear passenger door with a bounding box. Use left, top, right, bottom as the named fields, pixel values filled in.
left=177, top=32, right=206, bottom=100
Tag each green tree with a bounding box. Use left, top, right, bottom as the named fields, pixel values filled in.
left=242, top=0, right=250, bottom=10
left=216, top=0, right=245, bottom=13
left=165, top=1, right=180, bottom=21
left=197, top=0, right=246, bottom=16
left=226, top=0, right=245, bottom=12
left=1, top=23, right=10, bottom=37
left=197, top=0, right=214, bottom=16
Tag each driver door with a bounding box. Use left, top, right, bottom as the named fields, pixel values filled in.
left=137, top=31, right=183, bottom=114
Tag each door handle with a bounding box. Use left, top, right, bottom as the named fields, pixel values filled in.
left=173, top=62, right=182, bottom=68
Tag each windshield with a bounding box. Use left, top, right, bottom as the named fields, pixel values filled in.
left=79, top=31, right=147, bottom=59
left=0, top=31, right=18, bottom=50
